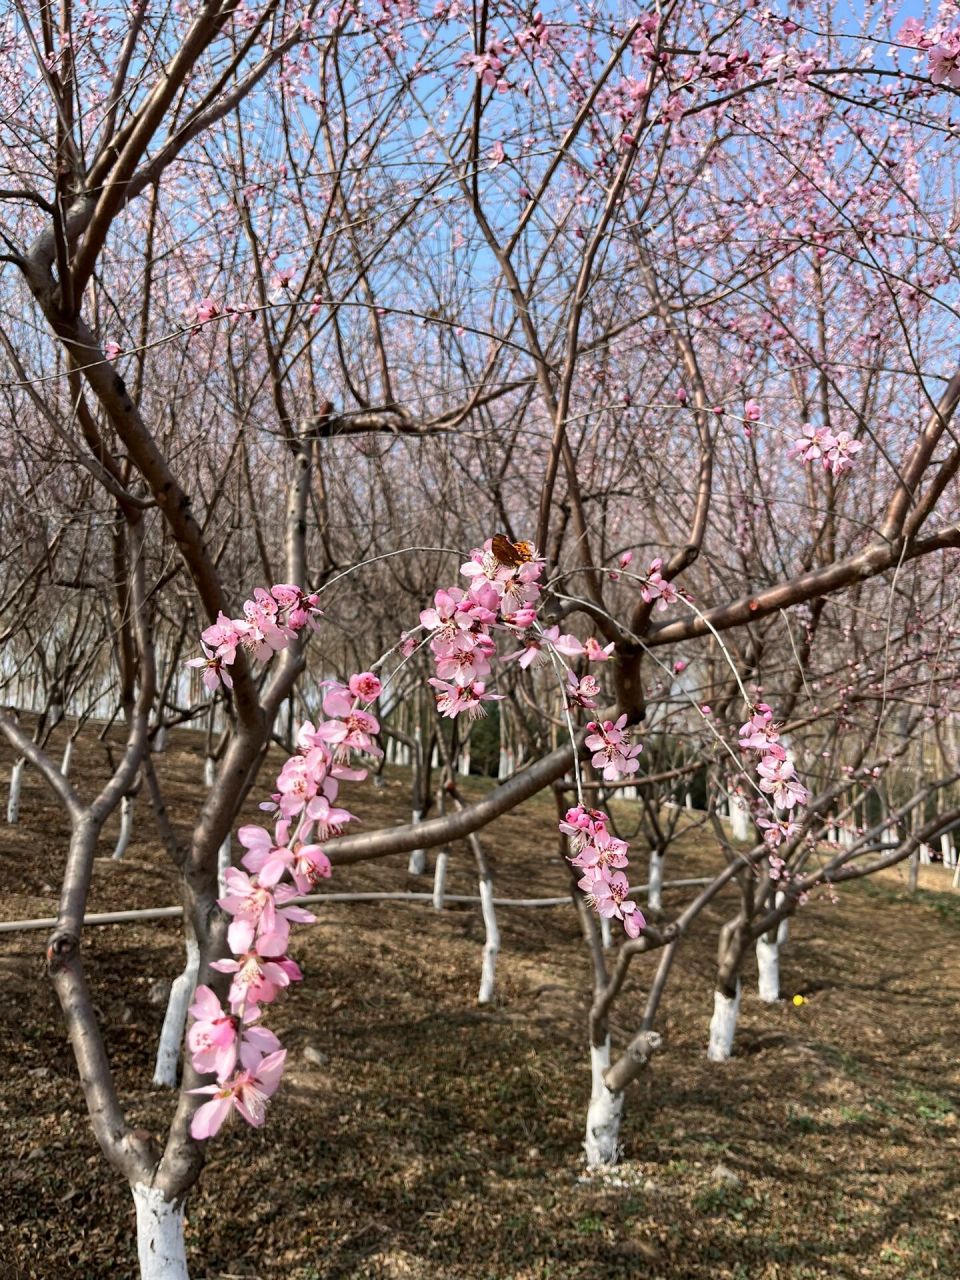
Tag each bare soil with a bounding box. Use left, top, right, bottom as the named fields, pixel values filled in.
left=1, top=726, right=959, bottom=1280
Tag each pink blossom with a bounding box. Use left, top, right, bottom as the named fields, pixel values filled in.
left=187, top=986, right=240, bottom=1081
left=189, top=1048, right=287, bottom=1139
left=349, top=671, right=382, bottom=701
left=194, top=297, right=220, bottom=325
left=578, top=870, right=645, bottom=937
left=583, top=637, right=615, bottom=661
left=566, top=670, right=600, bottom=709
left=744, top=398, right=761, bottom=421
left=757, top=756, right=809, bottom=810
left=104, top=340, right=121, bottom=360
left=186, top=643, right=234, bottom=692
left=584, top=715, right=643, bottom=781
left=211, top=949, right=303, bottom=1011
left=640, top=559, right=679, bottom=611
left=429, top=678, right=502, bottom=719
left=929, top=33, right=960, bottom=87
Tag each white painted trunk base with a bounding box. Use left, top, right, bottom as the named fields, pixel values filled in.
left=776, top=890, right=789, bottom=946
left=153, top=727, right=167, bottom=753
left=730, top=798, right=752, bottom=842
left=112, top=795, right=135, bottom=860
left=133, top=1184, right=189, bottom=1280
left=707, top=981, right=742, bottom=1062
left=600, top=915, right=613, bottom=948
left=477, top=878, right=500, bottom=1004
left=203, top=756, right=215, bottom=788
left=756, top=936, right=780, bottom=1002
left=6, top=758, right=23, bottom=825
left=648, top=851, right=664, bottom=912
left=407, top=810, right=426, bottom=875
left=584, top=1039, right=624, bottom=1167
left=432, top=851, right=448, bottom=909
left=217, top=835, right=232, bottom=897
left=153, top=937, right=200, bottom=1087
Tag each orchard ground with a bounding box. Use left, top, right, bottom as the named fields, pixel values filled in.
left=2, top=727, right=959, bottom=1280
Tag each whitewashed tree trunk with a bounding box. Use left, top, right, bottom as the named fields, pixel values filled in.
left=756, top=933, right=779, bottom=1002
left=477, top=877, right=500, bottom=1004
left=707, top=981, right=742, bottom=1062
left=459, top=743, right=471, bottom=776
left=941, top=833, right=955, bottom=867
left=152, top=936, right=200, bottom=1087
left=584, top=1038, right=624, bottom=1167
left=112, top=794, right=135, bottom=860
left=684, top=791, right=693, bottom=810
left=776, top=890, right=789, bottom=946
left=6, top=757, right=24, bottom=824
left=153, top=726, right=167, bottom=753
left=432, top=850, right=448, bottom=909
left=132, top=1184, right=189, bottom=1279
left=647, top=850, right=665, bottom=912
left=730, top=796, right=751, bottom=842
left=203, top=756, right=215, bottom=788
left=61, top=737, right=74, bottom=777
left=217, top=835, right=231, bottom=896
left=600, top=915, right=613, bottom=948
left=407, top=809, right=426, bottom=875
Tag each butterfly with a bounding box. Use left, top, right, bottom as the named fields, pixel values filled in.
left=490, top=534, right=537, bottom=568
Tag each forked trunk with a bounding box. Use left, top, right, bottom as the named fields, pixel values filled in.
left=133, top=1184, right=189, bottom=1280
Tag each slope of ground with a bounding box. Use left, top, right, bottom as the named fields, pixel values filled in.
left=1, top=726, right=958, bottom=1280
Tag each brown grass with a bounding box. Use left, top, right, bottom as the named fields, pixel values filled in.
left=1, top=726, right=959, bottom=1279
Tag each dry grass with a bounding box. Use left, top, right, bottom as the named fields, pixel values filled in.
left=2, top=726, right=959, bottom=1279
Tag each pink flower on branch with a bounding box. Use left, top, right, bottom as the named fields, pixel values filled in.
left=189, top=1049, right=288, bottom=1139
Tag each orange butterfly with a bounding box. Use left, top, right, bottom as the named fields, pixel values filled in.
left=490, top=534, right=537, bottom=568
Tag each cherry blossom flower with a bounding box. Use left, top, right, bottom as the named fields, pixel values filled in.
left=929, top=32, right=960, bottom=87
left=186, top=642, right=234, bottom=692
left=189, top=1049, right=287, bottom=1139
left=349, top=671, right=382, bottom=701
left=585, top=715, right=643, bottom=781
left=566, top=670, right=600, bottom=709
left=640, top=558, right=679, bottom=610
left=757, top=756, right=809, bottom=810
left=210, top=949, right=303, bottom=1012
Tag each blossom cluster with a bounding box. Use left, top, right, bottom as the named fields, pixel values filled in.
left=737, top=703, right=809, bottom=851
left=187, top=583, right=322, bottom=691
left=560, top=805, right=645, bottom=938
left=185, top=584, right=381, bottom=1139
left=788, top=424, right=863, bottom=477
left=416, top=537, right=612, bottom=722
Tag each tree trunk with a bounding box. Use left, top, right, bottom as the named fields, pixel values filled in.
left=61, top=737, right=74, bottom=778
left=6, top=757, right=24, bottom=824
left=756, top=932, right=779, bottom=1002
left=647, top=848, right=665, bottom=913
left=707, top=980, right=742, bottom=1062
left=407, top=809, right=426, bottom=875
left=477, top=876, right=500, bottom=1004
left=153, top=935, right=200, bottom=1087
left=112, top=794, right=135, bottom=860
left=132, top=1184, right=189, bottom=1279
left=583, top=1037, right=624, bottom=1167
left=432, top=850, right=448, bottom=908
